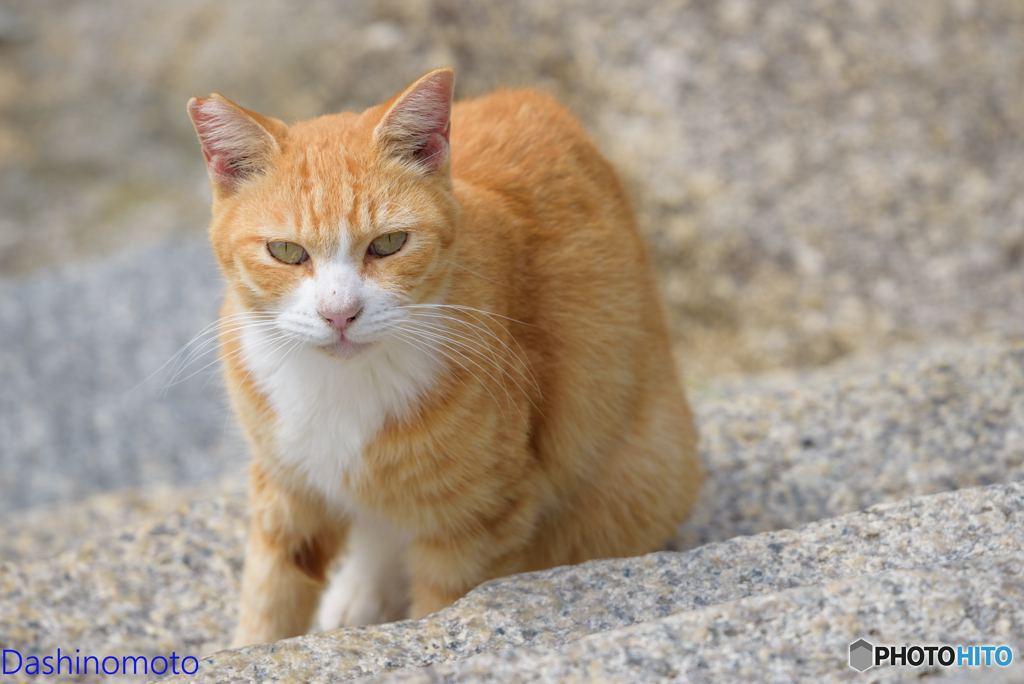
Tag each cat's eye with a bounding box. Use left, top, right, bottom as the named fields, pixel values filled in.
left=368, top=231, right=407, bottom=258
left=268, top=241, right=308, bottom=265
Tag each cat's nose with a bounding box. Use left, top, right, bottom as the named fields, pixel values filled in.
left=320, top=306, right=361, bottom=333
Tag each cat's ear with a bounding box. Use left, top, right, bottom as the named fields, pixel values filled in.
left=187, top=95, right=285, bottom=195
left=373, top=68, right=454, bottom=174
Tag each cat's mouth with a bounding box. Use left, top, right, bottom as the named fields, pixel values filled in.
left=320, top=334, right=371, bottom=360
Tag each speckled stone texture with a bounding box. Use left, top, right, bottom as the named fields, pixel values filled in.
left=0, top=481, right=247, bottom=684
left=4, top=341, right=1024, bottom=682
left=1, top=479, right=243, bottom=564
left=2, top=466, right=1020, bottom=682
left=0, top=239, right=245, bottom=516
left=4, top=359, right=1023, bottom=683
left=0, top=343, right=1021, bottom=682
left=5, top=339, right=1022, bottom=560
left=675, top=341, right=1024, bottom=551
left=355, top=557, right=1024, bottom=684
left=160, top=482, right=1024, bottom=683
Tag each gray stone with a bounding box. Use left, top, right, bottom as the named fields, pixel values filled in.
left=0, top=478, right=247, bottom=684
left=355, top=556, right=1024, bottom=683
left=4, top=342, right=1024, bottom=681
left=0, top=479, right=242, bottom=563
left=143, top=481, right=1017, bottom=683
left=0, top=238, right=244, bottom=514
left=676, top=341, right=1024, bottom=550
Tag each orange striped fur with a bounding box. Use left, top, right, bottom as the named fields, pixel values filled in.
left=188, top=68, right=701, bottom=647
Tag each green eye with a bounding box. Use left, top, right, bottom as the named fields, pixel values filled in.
left=268, top=241, right=308, bottom=264
left=368, top=231, right=407, bottom=257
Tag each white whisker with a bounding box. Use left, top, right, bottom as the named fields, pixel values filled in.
left=394, top=322, right=525, bottom=426
left=398, top=319, right=543, bottom=420
left=398, top=307, right=541, bottom=398
left=175, top=330, right=291, bottom=393
left=158, top=314, right=281, bottom=391
left=132, top=310, right=278, bottom=394
left=447, top=261, right=519, bottom=291
left=391, top=328, right=513, bottom=434
left=223, top=336, right=303, bottom=439
left=166, top=320, right=278, bottom=387
left=396, top=316, right=543, bottom=417
left=401, top=303, right=539, bottom=328
left=397, top=321, right=516, bottom=418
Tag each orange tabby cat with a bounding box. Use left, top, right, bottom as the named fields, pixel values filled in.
left=187, top=68, right=702, bottom=648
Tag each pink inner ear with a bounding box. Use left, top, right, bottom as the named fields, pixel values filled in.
left=188, top=97, right=270, bottom=189
left=379, top=70, right=454, bottom=172
left=189, top=102, right=226, bottom=163
left=415, top=129, right=450, bottom=170
left=199, top=146, right=237, bottom=185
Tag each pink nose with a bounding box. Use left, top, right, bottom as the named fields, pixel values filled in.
left=320, top=306, right=361, bottom=332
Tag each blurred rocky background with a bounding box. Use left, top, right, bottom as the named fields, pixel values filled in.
left=2, top=0, right=1023, bottom=547
left=2, top=1, right=1024, bottom=681
left=5, top=0, right=1024, bottom=374
left=3, top=0, right=1024, bottom=531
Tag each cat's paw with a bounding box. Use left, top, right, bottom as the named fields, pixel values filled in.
left=316, top=557, right=408, bottom=631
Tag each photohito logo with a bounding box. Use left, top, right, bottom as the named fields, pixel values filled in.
left=849, top=639, right=1013, bottom=672
left=849, top=639, right=874, bottom=672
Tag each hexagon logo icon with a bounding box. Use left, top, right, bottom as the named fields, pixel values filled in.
left=849, top=639, right=874, bottom=672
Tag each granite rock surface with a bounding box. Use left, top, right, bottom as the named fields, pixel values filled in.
left=676, top=340, right=1024, bottom=550
left=1, top=479, right=241, bottom=564
left=3, top=343, right=1024, bottom=682
left=157, top=482, right=1024, bottom=684
left=2, top=480, right=1021, bottom=683
left=0, top=239, right=244, bottom=515
left=7, top=339, right=1024, bottom=559
left=355, top=556, right=1024, bottom=684
left=0, top=479, right=247, bottom=684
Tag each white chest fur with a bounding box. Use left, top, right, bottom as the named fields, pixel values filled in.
left=239, top=326, right=439, bottom=515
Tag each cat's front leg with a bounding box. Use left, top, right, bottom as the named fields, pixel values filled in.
left=233, top=463, right=346, bottom=648
left=316, top=515, right=410, bottom=630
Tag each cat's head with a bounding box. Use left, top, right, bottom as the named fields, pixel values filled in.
left=188, top=69, right=458, bottom=359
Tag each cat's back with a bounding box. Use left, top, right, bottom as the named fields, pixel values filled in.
left=449, top=88, right=581, bottom=168
left=449, top=89, right=628, bottom=216
left=445, top=86, right=664, bottom=363
left=443, top=87, right=697, bottom=569
left=447, top=88, right=648, bottom=305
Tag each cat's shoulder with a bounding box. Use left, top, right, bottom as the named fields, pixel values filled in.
left=453, top=86, right=569, bottom=118
left=450, top=88, right=600, bottom=180
left=453, top=87, right=583, bottom=138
